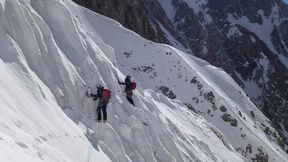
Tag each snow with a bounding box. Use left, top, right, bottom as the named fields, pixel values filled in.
left=0, top=0, right=287, bottom=161
left=250, top=36, right=256, bottom=43
left=234, top=52, right=270, bottom=107
left=0, top=51, right=110, bottom=162
left=156, top=20, right=191, bottom=53
left=227, top=26, right=243, bottom=38
left=283, top=0, right=288, bottom=5
left=259, top=52, right=270, bottom=82
left=243, top=80, right=262, bottom=104
left=78, top=2, right=288, bottom=160
left=157, top=0, right=212, bottom=24
left=227, top=12, right=277, bottom=53
left=182, top=0, right=212, bottom=23
left=157, top=0, right=175, bottom=22
left=183, top=0, right=208, bottom=14
left=279, top=54, right=288, bottom=68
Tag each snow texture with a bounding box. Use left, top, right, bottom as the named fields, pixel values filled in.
left=0, top=0, right=287, bottom=162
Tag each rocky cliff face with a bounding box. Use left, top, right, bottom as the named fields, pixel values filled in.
left=167, top=0, right=288, bottom=137
left=73, top=0, right=288, bottom=144
left=73, top=0, right=163, bottom=42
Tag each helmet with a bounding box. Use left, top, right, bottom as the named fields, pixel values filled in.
left=96, top=84, right=102, bottom=89
left=126, top=75, right=131, bottom=79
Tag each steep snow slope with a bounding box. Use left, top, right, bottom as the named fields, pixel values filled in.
left=0, top=0, right=110, bottom=161
left=0, top=0, right=248, bottom=161
left=72, top=0, right=288, bottom=138
left=0, top=0, right=287, bottom=162
left=0, top=48, right=110, bottom=162
left=73, top=1, right=288, bottom=161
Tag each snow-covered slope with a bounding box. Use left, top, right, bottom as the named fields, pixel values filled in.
left=0, top=0, right=287, bottom=161
left=74, top=1, right=288, bottom=161
left=73, top=0, right=288, bottom=140
left=0, top=52, right=110, bottom=162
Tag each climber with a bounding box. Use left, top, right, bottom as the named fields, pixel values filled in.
left=118, top=75, right=136, bottom=107
left=91, top=84, right=111, bottom=122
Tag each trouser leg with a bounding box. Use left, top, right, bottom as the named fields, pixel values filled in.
left=103, top=103, right=107, bottom=121
left=97, top=107, right=102, bottom=120
left=127, top=96, right=135, bottom=106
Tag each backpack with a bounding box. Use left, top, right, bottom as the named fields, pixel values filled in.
left=131, top=81, right=137, bottom=90
left=102, top=89, right=111, bottom=103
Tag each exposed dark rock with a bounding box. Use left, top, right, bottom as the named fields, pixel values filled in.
left=238, top=111, right=243, bottom=117
left=184, top=103, right=197, bottom=113
left=250, top=111, right=255, bottom=118
left=251, top=148, right=269, bottom=162
left=157, top=86, right=176, bottom=99
left=222, top=113, right=238, bottom=127
left=204, top=91, right=216, bottom=110
left=246, top=144, right=252, bottom=154
left=220, top=106, right=227, bottom=112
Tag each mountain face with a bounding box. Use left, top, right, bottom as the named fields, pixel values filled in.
left=73, top=0, right=288, bottom=141
left=1, top=0, right=288, bottom=161
left=72, top=0, right=178, bottom=45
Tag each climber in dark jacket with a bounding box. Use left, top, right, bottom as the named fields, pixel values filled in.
left=91, top=84, right=108, bottom=122
left=118, top=75, right=135, bottom=106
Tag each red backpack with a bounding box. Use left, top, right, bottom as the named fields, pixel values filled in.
left=102, top=89, right=111, bottom=102
left=131, top=82, right=137, bottom=90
